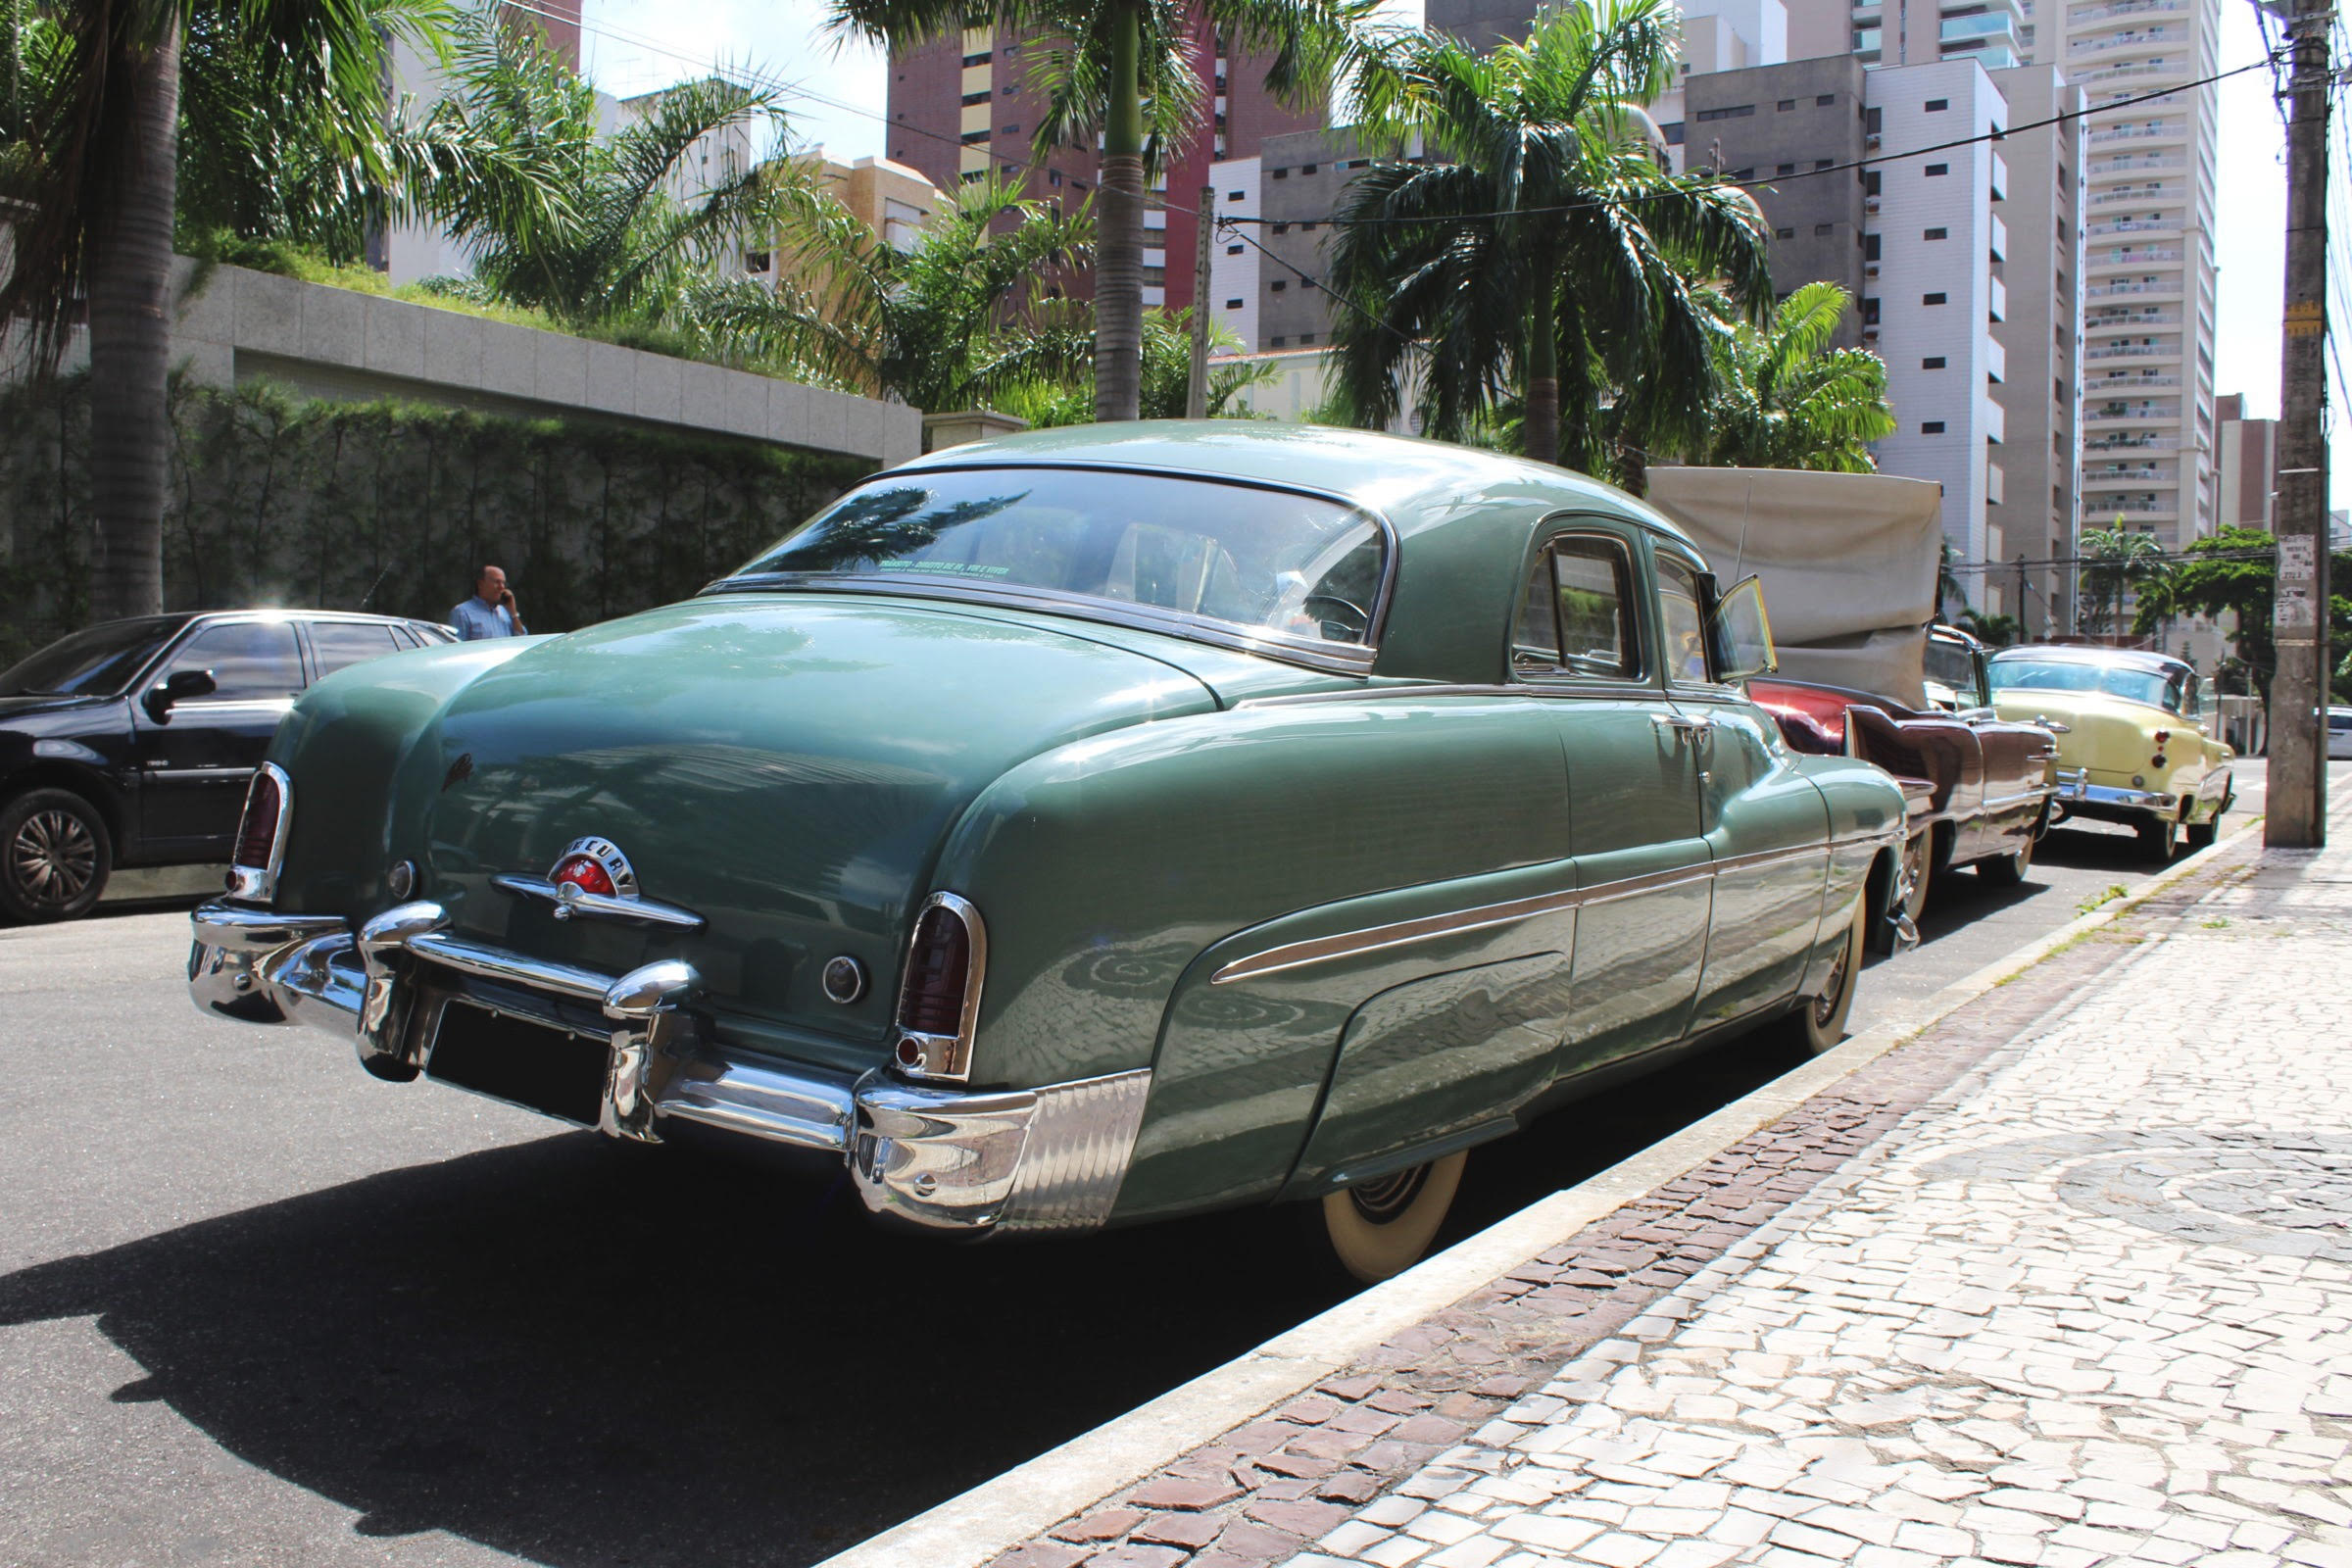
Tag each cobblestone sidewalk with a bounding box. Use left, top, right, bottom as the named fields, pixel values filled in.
left=1268, top=838, right=2352, bottom=1568
left=999, top=827, right=2352, bottom=1568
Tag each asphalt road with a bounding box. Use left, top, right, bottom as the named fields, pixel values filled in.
left=2, top=761, right=2337, bottom=1568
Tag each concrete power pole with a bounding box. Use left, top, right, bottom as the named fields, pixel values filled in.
left=2265, top=0, right=2333, bottom=848
left=1186, top=185, right=1215, bottom=420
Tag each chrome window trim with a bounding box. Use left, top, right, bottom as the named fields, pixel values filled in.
left=1649, top=543, right=1737, bottom=695
left=894, top=890, right=988, bottom=1084
left=224, top=761, right=292, bottom=904
left=1510, top=519, right=1651, bottom=687
left=704, top=460, right=1399, bottom=676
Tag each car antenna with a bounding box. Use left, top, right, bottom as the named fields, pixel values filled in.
left=1730, top=477, right=1754, bottom=582
left=356, top=562, right=395, bottom=612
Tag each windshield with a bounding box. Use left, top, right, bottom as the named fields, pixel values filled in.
left=0, top=616, right=185, bottom=698
left=1922, top=637, right=1981, bottom=710
left=1989, top=656, right=2186, bottom=713
left=720, top=467, right=1388, bottom=653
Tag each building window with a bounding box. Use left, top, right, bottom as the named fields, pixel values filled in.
left=1816, top=222, right=1835, bottom=235
left=1228, top=189, right=1246, bottom=201
left=1815, top=159, right=1835, bottom=171
left=1865, top=106, right=1883, bottom=133
left=961, top=50, right=988, bottom=66
left=1922, top=420, right=1946, bottom=433
left=1226, top=298, right=1244, bottom=309
left=1664, top=122, right=1686, bottom=145
left=1271, top=167, right=1289, bottom=178
left=1777, top=163, right=1796, bottom=175
left=1925, top=163, right=1949, bottom=176
left=1777, top=98, right=1796, bottom=111
left=960, top=170, right=985, bottom=183
left=1299, top=332, right=1315, bottom=344
left=960, top=129, right=989, bottom=145
left=1731, top=168, right=1755, bottom=180
left=1049, top=170, right=1063, bottom=187
left=1925, top=226, right=1948, bottom=239
left=1271, top=222, right=1289, bottom=234
left=1301, top=163, right=1318, bottom=174
left=1227, top=243, right=1244, bottom=255
left=1923, top=292, right=1947, bottom=305
left=1817, top=93, right=1837, bottom=106
left=1923, top=356, right=1947, bottom=368
left=1775, top=226, right=1795, bottom=239
left=1142, top=267, right=1165, bottom=286
left=1002, top=124, right=1019, bottom=135
left=1864, top=170, right=1882, bottom=195
left=1271, top=280, right=1287, bottom=292
left=1694, top=104, right=1756, bottom=122
left=1301, top=220, right=1318, bottom=232
left=1926, top=98, right=1949, bottom=112
left=1862, top=297, right=1882, bottom=324
left=1865, top=233, right=1882, bottom=260
left=961, top=90, right=990, bottom=106
left=1270, top=336, right=1286, bottom=347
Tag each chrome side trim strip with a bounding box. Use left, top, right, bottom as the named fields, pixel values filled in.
left=1706, top=843, right=1833, bottom=878
left=490, top=873, right=707, bottom=931
left=1982, top=789, right=2053, bottom=813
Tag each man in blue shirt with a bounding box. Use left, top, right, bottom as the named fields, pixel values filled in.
left=451, top=564, right=527, bottom=641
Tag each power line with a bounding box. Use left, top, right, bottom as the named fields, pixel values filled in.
left=1216, top=55, right=2285, bottom=228
left=1213, top=213, right=1411, bottom=343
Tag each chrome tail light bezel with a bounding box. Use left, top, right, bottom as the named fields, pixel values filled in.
left=893, top=891, right=987, bottom=1083
left=225, top=762, right=292, bottom=904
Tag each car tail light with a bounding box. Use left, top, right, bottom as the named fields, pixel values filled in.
left=894, top=893, right=986, bottom=1081
left=226, top=763, right=291, bottom=903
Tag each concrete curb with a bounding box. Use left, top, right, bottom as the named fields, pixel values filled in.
left=819, top=814, right=2264, bottom=1568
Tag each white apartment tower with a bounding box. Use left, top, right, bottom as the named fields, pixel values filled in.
left=2026, top=0, right=2221, bottom=547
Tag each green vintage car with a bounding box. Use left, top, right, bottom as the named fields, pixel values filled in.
left=188, top=424, right=1909, bottom=1280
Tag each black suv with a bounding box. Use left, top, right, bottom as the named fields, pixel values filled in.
left=0, top=611, right=455, bottom=922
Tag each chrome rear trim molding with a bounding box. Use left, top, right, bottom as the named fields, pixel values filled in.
left=1000, top=1069, right=1152, bottom=1233
left=489, top=872, right=707, bottom=931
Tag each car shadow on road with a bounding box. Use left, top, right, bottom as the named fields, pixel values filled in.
left=0, top=1032, right=1811, bottom=1567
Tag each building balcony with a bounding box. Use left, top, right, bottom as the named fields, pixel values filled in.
left=1942, top=11, right=2023, bottom=44
left=2085, top=432, right=2180, bottom=450
left=2085, top=122, right=2186, bottom=146
left=2088, top=153, right=2188, bottom=175
left=2086, top=185, right=2180, bottom=205
left=2084, top=497, right=2180, bottom=515
left=2090, top=245, right=2184, bottom=266
left=2085, top=280, right=2183, bottom=299
left=2085, top=311, right=2184, bottom=331
left=2084, top=216, right=2184, bottom=238
left=2070, top=25, right=2191, bottom=54
left=2087, top=465, right=2173, bottom=481
left=2070, top=0, right=2191, bottom=19
left=2082, top=60, right=2189, bottom=83
left=2083, top=342, right=2181, bottom=363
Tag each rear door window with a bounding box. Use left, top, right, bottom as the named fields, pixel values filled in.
left=310, top=621, right=405, bottom=678
left=1512, top=533, right=1642, bottom=680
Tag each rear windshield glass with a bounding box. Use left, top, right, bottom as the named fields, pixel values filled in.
left=721, top=467, right=1387, bottom=651
left=1989, top=656, right=2186, bottom=713
left=0, top=616, right=184, bottom=698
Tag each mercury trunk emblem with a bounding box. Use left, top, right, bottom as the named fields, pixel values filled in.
left=548, top=836, right=639, bottom=919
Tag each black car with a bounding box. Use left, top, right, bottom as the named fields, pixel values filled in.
left=0, top=611, right=456, bottom=922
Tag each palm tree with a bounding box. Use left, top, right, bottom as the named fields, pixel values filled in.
left=2078, top=524, right=2169, bottom=638
left=409, top=11, right=802, bottom=333
left=1697, top=280, right=1893, bottom=471
left=684, top=171, right=1094, bottom=409
left=826, top=0, right=1372, bottom=424
left=0, top=0, right=419, bottom=619
left=1323, top=0, right=1771, bottom=478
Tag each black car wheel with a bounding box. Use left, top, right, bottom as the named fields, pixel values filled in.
left=1870, top=831, right=1933, bottom=956
left=1320, top=1151, right=1467, bottom=1284
left=0, top=788, right=114, bottom=923
left=2137, top=811, right=2180, bottom=865
left=1780, top=897, right=1864, bottom=1056
left=1977, top=825, right=2035, bottom=886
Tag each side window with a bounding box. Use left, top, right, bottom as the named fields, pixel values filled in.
left=1654, top=555, right=1712, bottom=685
left=1973, top=654, right=1994, bottom=710
left=165, top=621, right=303, bottom=703
left=1512, top=533, right=1641, bottom=680
left=310, top=621, right=404, bottom=678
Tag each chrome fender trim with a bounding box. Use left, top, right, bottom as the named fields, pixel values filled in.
left=849, top=1068, right=1152, bottom=1234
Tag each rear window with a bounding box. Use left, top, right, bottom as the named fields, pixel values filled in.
left=721, top=467, right=1387, bottom=655
left=1990, top=656, right=2186, bottom=713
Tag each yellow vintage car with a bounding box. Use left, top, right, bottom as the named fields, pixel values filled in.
left=1987, top=645, right=2234, bottom=861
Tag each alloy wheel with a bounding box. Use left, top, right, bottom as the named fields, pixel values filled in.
left=11, top=808, right=98, bottom=910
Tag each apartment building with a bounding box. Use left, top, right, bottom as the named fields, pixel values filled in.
left=2214, top=392, right=2279, bottom=528
left=1207, top=158, right=1265, bottom=350
left=885, top=22, right=1322, bottom=311
left=2026, top=0, right=2223, bottom=547
left=1987, top=65, right=2085, bottom=635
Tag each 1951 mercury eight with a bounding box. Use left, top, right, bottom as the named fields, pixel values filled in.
left=188, top=424, right=1910, bottom=1280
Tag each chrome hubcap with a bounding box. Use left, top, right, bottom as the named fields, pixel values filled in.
left=11, top=808, right=97, bottom=908
left=1348, top=1163, right=1432, bottom=1224
left=1814, top=939, right=1851, bottom=1028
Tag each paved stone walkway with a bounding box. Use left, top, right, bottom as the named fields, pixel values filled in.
left=998, top=825, right=2352, bottom=1568
left=1271, top=840, right=2352, bottom=1568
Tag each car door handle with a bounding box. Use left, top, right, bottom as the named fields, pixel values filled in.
left=1652, top=713, right=1714, bottom=744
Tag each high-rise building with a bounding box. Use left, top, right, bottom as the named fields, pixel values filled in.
left=2026, top=0, right=2221, bottom=548
left=884, top=23, right=1323, bottom=311
left=2214, top=392, right=2279, bottom=529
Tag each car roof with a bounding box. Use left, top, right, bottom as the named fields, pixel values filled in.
left=891, top=420, right=1699, bottom=550
left=1988, top=643, right=2190, bottom=677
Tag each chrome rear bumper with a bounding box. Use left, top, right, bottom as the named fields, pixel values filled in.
left=188, top=900, right=1147, bottom=1235
left=2051, top=771, right=2179, bottom=814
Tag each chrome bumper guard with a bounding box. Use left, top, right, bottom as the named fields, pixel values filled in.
left=187, top=900, right=1148, bottom=1235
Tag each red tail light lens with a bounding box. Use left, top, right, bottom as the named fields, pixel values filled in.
left=552, top=853, right=616, bottom=898
left=894, top=894, right=987, bottom=1081
left=227, top=764, right=289, bottom=903
left=897, top=906, right=971, bottom=1036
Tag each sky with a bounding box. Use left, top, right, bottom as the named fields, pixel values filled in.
left=577, top=0, right=2347, bottom=511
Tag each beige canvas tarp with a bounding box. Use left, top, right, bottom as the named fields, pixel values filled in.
left=1644, top=467, right=1945, bottom=708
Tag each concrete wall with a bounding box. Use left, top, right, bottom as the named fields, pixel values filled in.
left=167, top=262, right=921, bottom=468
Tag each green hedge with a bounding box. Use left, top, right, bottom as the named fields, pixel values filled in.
left=0, top=375, right=874, bottom=664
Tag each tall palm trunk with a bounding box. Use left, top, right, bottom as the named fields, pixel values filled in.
left=85, top=16, right=179, bottom=619
left=1522, top=282, right=1559, bottom=466
left=1092, top=0, right=1144, bottom=422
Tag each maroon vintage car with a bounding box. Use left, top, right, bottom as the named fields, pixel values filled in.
left=1749, top=625, right=2059, bottom=951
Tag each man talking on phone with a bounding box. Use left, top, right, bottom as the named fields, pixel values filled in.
left=451, top=564, right=528, bottom=641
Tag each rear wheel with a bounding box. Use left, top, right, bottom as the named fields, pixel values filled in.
left=1780, top=898, right=1864, bottom=1056
left=2137, top=811, right=2181, bottom=864
left=0, top=789, right=113, bottom=924
left=1320, top=1152, right=1467, bottom=1285
left=1869, top=832, right=1931, bottom=956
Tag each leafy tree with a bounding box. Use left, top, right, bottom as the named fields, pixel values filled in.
left=687, top=172, right=1093, bottom=410
left=1322, top=0, right=1770, bottom=482
left=827, top=0, right=1371, bottom=424
left=1954, top=610, right=2020, bottom=648
left=1695, top=281, right=1892, bottom=471
left=993, top=307, right=1279, bottom=425
left=0, top=0, right=429, bottom=618
left=2131, top=525, right=2352, bottom=702
left=2078, top=525, right=2169, bottom=638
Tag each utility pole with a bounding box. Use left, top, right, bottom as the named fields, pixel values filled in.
left=2016, top=553, right=2029, bottom=639
left=2266, top=0, right=2332, bottom=848
left=1186, top=185, right=1215, bottom=420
